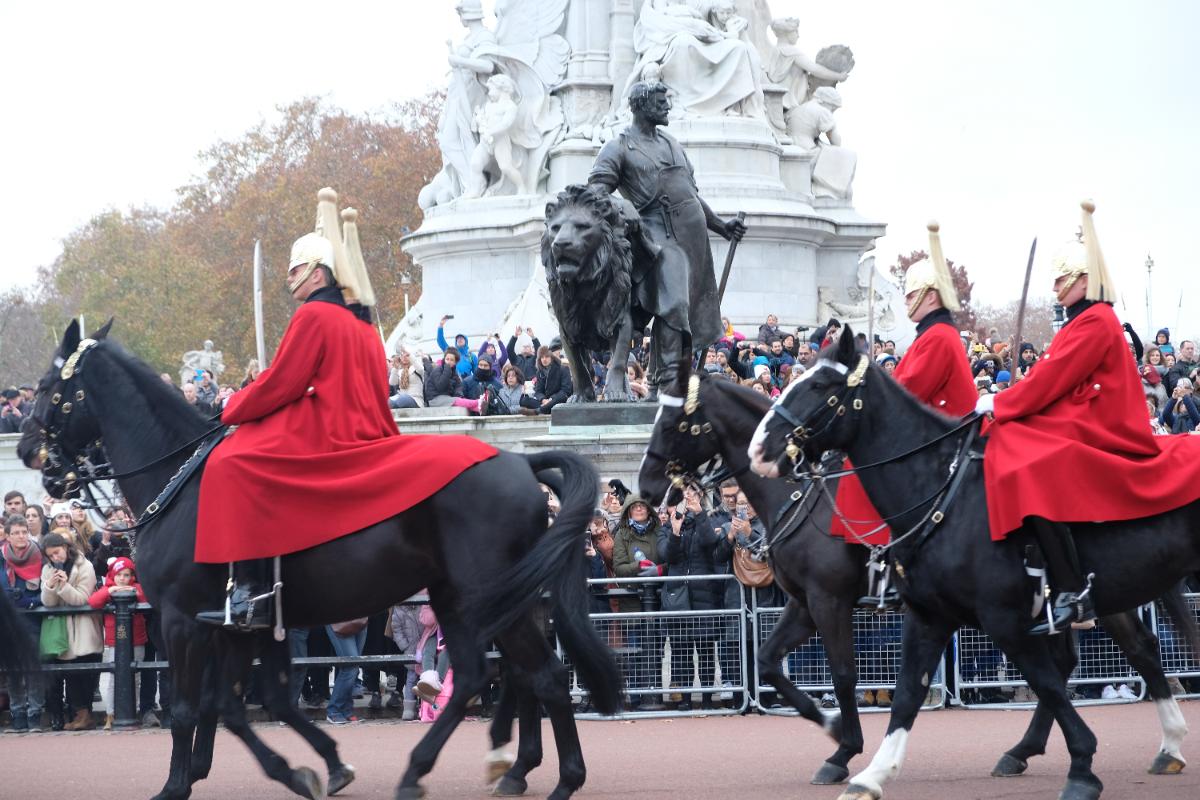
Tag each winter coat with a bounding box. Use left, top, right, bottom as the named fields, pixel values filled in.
left=657, top=510, right=721, bottom=612
left=477, top=341, right=508, bottom=372
left=87, top=582, right=149, bottom=647
left=498, top=384, right=526, bottom=413
left=41, top=553, right=103, bottom=659
left=436, top=328, right=476, bottom=376
left=422, top=357, right=464, bottom=404
left=611, top=496, right=662, bottom=613
left=389, top=362, right=427, bottom=407
left=388, top=604, right=422, bottom=657
left=506, top=336, right=541, bottom=382
left=533, top=359, right=571, bottom=406
left=462, top=367, right=502, bottom=401
left=1162, top=394, right=1200, bottom=433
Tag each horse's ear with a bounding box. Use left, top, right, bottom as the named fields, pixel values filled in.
left=835, top=325, right=858, bottom=367
left=94, top=317, right=114, bottom=340
left=60, top=319, right=80, bottom=357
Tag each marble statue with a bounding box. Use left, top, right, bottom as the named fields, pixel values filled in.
left=816, top=256, right=910, bottom=346
left=766, top=18, right=849, bottom=112
left=418, top=0, right=570, bottom=209
left=588, top=81, right=746, bottom=385
left=790, top=86, right=856, bottom=200
left=623, top=0, right=766, bottom=119
left=180, top=339, right=226, bottom=385
left=464, top=74, right=528, bottom=198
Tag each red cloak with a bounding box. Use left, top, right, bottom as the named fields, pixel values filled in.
left=831, top=318, right=977, bottom=545
left=984, top=301, right=1200, bottom=539
left=195, top=298, right=497, bottom=563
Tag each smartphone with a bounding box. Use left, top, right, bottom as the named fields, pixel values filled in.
left=737, top=506, right=748, bottom=520
left=445, top=314, right=455, bottom=320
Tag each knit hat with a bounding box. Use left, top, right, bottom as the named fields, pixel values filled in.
left=754, top=363, right=771, bottom=380
left=996, top=370, right=1011, bottom=383
left=106, top=556, right=136, bottom=583
left=876, top=353, right=897, bottom=367
left=516, top=334, right=533, bottom=351
left=50, top=502, right=71, bottom=519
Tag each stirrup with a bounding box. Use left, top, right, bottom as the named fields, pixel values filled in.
left=1029, top=573, right=1096, bottom=636
left=857, top=557, right=901, bottom=611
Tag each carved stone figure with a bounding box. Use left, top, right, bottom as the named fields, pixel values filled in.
left=588, top=81, right=745, bottom=385
left=766, top=18, right=849, bottom=112
left=180, top=339, right=226, bottom=385
left=542, top=185, right=635, bottom=402
left=464, top=75, right=528, bottom=198
left=790, top=86, right=857, bottom=199
left=623, top=0, right=766, bottom=119
left=816, top=256, right=900, bottom=337
left=418, top=0, right=570, bottom=209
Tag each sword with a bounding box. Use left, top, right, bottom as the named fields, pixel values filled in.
left=1012, top=237, right=1037, bottom=381
left=252, top=240, right=267, bottom=368
left=867, top=259, right=877, bottom=348
left=717, top=211, right=747, bottom=304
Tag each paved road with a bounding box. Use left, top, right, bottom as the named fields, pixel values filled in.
left=2, top=703, right=1198, bottom=799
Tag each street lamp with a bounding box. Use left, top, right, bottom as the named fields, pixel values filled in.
left=1145, top=253, right=1154, bottom=336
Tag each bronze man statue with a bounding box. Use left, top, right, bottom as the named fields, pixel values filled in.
left=588, top=81, right=746, bottom=385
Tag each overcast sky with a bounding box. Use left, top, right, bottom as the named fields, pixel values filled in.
left=4, top=1, right=1198, bottom=335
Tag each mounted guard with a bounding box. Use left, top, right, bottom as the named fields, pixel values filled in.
left=830, top=221, right=976, bottom=608
left=977, top=200, right=1200, bottom=634
left=195, top=188, right=497, bottom=629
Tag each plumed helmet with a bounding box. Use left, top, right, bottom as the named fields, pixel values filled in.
left=903, top=221, right=960, bottom=313
left=1051, top=200, right=1116, bottom=303
left=289, top=232, right=337, bottom=274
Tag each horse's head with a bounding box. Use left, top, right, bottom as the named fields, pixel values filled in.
left=638, top=360, right=723, bottom=507
left=18, top=318, right=114, bottom=497
left=749, top=326, right=871, bottom=478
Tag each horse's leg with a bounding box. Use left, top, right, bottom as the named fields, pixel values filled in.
left=838, top=613, right=956, bottom=800
left=756, top=598, right=846, bottom=783
left=985, top=624, right=1104, bottom=800
left=259, top=636, right=358, bottom=795
left=493, top=670, right=545, bottom=797
left=152, top=617, right=208, bottom=800
left=499, top=615, right=587, bottom=800
left=212, top=635, right=324, bottom=800
left=808, top=593, right=866, bottom=785
left=397, top=608, right=492, bottom=800
left=992, top=621, right=1078, bottom=777
left=188, top=652, right=221, bottom=785
left=1101, top=610, right=1188, bottom=774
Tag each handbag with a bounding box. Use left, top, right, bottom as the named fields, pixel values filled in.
left=330, top=617, right=368, bottom=637
left=39, top=615, right=70, bottom=660
left=660, top=580, right=691, bottom=612
left=732, top=545, right=775, bottom=588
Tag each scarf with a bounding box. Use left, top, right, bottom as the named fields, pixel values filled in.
left=399, top=365, right=410, bottom=391
left=628, top=518, right=649, bottom=534
left=2, top=539, right=42, bottom=583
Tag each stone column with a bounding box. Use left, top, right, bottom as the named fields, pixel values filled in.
left=557, top=0, right=613, bottom=139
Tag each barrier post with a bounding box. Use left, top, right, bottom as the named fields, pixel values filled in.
left=638, top=581, right=661, bottom=613
left=112, top=593, right=138, bottom=729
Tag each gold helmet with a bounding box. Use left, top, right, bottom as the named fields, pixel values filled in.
left=1051, top=199, right=1116, bottom=303
left=903, top=221, right=960, bottom=318
left=287, top=187, right=374, bottom=308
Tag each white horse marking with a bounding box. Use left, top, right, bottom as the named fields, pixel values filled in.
left=1156, top=697, right=1189, bottom=761
left=748, top=359, right=849, bottom=476
left=849, top=729, right=909, bottom=796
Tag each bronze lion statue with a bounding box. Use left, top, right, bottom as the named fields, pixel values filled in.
left=542, top=184, right=636, bottom=402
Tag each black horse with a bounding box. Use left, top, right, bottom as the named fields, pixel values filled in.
left=749, top=328, right=1200, bottom=800
left=638, top=360, right=1197, bottom=789
left=12, top=320, right=621, bottom=800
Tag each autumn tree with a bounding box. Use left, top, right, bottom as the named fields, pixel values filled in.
left=973, top=297, right=1058, bottom=353
left=889, top=250, right=977, bottom=331
left=36, top=93, right=442, bottom=377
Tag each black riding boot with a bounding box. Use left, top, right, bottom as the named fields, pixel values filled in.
left=1027, top=517, right=1095, bottom=636
left=196, top=559, right=273, bottom=630
left=857, top=559, right=902, bottom=611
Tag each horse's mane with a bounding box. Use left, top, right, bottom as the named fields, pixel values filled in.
left=94, top=339, right=211, bottom=439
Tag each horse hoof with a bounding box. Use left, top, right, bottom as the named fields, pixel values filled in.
left=1057, top=776, right=1103, bottom=800
left=1149, top=752, right=1186, bottom=775
left=491, top=775, right=528, bottom=796
left=991, top=753, right=1029, bottom=777
left=290, top=767, right=325, bottom=800
left=824, top=711, right=843, bottom=743
left=836, top=784, right=880, bottom=800
left=812, top=761, right=850, bottom=785
left=328, top=765, right=357, bottom=795
left=486, top=754, right=517, bottom=784
left=395, top=786, right=427, bottom=800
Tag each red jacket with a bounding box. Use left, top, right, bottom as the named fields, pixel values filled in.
left=831, top=316, right=976, bottom=545
left=196, top=294, right=497, bottom=563
left=984, top=301, right=1200, bottom=538
left=87, top=583, right=148, bottom=647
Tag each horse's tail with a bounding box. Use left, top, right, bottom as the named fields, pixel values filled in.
left=1159, top=581, right=1200, bottom=659
left=473, top=450, right=623, bottom=715
left=0, top=596, right=37, bottom=676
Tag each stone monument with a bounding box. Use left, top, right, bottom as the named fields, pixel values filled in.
left=391, top=0, right=888, bottom=360
left=180, top=340, right=226, bottom=385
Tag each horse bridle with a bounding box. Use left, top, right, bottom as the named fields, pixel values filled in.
left=769, top=355, right=869, bottom=479
left=646, top=374, right=744, bottom=493
left=32, top=337, right=224, bottom=525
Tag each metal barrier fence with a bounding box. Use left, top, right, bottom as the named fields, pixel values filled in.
left=750, top=589, right=947, bottom=714
left=954, top=612, right=1150, bottom=708
left=565, top=575, right=750, bottom=718
left=15, top=585, right=1199, bottom=728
